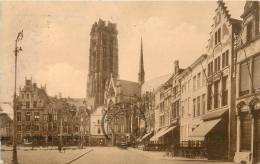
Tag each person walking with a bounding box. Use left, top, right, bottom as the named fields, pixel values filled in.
left=63, top=145, right=66, bottom=153
left=58, top=143, right=62, bottom=153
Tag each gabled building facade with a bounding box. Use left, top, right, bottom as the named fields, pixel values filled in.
left=202, top=1, right=241, bottom=160
left=234, top=2, right=260, bottom=164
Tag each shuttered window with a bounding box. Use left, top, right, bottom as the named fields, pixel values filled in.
left=241, top=112, right=252, bottom=151
left=240, top=61, right=250, bottom=96
left=253, top=55, right=260, bottom=90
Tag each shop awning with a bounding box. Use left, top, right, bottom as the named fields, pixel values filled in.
left=150, top=126, right=176, bottom=141
left=136, top=136, right=142, bottom=142
left=202, top=108, right=228, bottom=121
left=189, top=118, right=222, bottom=137
left=141, top=131, right=153, bottom=141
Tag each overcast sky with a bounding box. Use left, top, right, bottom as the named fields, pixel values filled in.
left=0, top=1, right=245, bottom=114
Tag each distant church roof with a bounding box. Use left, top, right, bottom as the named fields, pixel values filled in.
left=119, top=80, right=140, bottom=97
left=141, top=73, right=173, bottom=94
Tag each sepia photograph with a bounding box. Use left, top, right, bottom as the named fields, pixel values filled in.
left=0, top=1, right=260, bottom=164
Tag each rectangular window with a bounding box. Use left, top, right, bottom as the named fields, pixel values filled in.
left=26, top=125, right=30, bottom=131
left=187, top=98, right=190, bottom=116
left=121, top=125, right=124, bottom=132
left=247, top=22, right=252, bottom=42
left=26, top=101, right=30, bottom=108
left=208, top=61, right=214, bottom=76
left=215, top=28, right=221, bottom=45
left=25, top=112, right=31, bottom=121
left=17, top=112, right=21, bottom=121
left=22, top=94, right=25, bottom=99
left=75, top=127, right=79, bottom=133
left=202, top=94, right=206, bottom=115
left=253, top=55, right=260, bottom=91
left=98, top=128, right=101, bottom=134
left=181, top=103, right=184, bottom=118
left=44, top=114, right=48, bottom=121
left=208, top=84, right=213, bottom=111
left=27, top=94, right=29, bottom=99
left=240, top=61, right=250, bottom=96
left=197, top=97, right=200, bottom=117
left=193, top=99, right=196, bottom=118
left=35, top=125, right=39, bottom=131
left=214, top=80, right=220, bottom=109
left=222, top=50, right=229, bottom=68
left=17, top=125, right=22, bottom=131
left=114, top=124, right=118, bottom=132
left=188, top=79, right=191, bottom=90
left=222, top=77, right=228, bottom=106
left=34, top=112, right=39, bottom=121
left=202, top=69, right=206, bottom=86
left=53, top=114, right=57, bottom=121
left=33, top=101, right=37, bottom=108
left=214, top=56, right=221, bottom=72
left=197, top=73, right=201, bottom=89
left=193, top=76, right=196, bottom=91
left=49, top=114, right=52, bottom=122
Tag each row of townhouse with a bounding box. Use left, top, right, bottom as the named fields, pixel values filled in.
left=13, top=77, right=92, bottom=146
left=138, top=1, right=260, bottom=164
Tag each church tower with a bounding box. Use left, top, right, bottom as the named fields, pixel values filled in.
left=87, top=19, right=119, bottom=108
left=138, top=37, right=145, bottom=86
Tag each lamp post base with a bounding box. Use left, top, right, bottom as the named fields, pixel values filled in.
left=12, top=146, right=18, bottom=164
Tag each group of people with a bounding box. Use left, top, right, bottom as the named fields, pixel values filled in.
left=58, top=143, right=66, bottom=153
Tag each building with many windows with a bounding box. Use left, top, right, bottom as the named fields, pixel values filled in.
left=191, top=1, right=242, bottom=160
left=234, top=2, right=260, bottom=164
left=180, top=54, right=207, bottom=144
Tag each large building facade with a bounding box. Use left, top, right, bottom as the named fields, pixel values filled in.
left=87, top=19, right=119, bottom=109
left=234, top=2, right=260, bottom=164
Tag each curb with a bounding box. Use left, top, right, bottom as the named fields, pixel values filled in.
left=64, top=149, right=94, bottom=164
left=128, top=148, right=231, bottom=163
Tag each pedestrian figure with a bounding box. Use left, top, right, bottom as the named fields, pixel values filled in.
left=63, top=145, right=66, bottom=153
left=58, top=143, right=62, bottom=153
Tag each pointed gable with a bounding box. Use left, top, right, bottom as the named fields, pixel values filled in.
left=206, top=1, right=241, bottom=56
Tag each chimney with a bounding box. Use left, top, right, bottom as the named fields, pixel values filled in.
left=59, top=92, right=62, bottom=99
left=174, top=60, right=179, bottom=74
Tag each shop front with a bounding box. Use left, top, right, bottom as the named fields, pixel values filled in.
left=189, top=108, right=228, bottom=160
left=90, top=135, right=107, bottom=146
left=234, top=97, right=260, bottom=164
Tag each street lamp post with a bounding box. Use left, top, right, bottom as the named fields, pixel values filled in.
left=12, top=30, right=23, bottom=164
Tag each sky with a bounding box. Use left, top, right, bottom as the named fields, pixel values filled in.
left=0, top=1, right=245, bottom=114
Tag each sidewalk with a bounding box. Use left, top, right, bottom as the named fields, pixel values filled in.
left=128, top=148, right=233, bottom=163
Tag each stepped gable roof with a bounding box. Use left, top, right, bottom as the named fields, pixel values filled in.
left=141, top=73, right=173, bottom=94
left=0, top=113, right=13, bottom=122
left=118, top=80, right=140, bottom=97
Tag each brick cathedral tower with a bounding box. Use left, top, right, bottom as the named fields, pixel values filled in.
left=87, top=19, right=119, bottom=108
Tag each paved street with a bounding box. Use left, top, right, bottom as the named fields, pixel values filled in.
left=1, top=146, right=234, bottom=164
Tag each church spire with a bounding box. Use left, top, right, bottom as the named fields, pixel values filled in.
left=138, top=37, right=145, bottom=86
